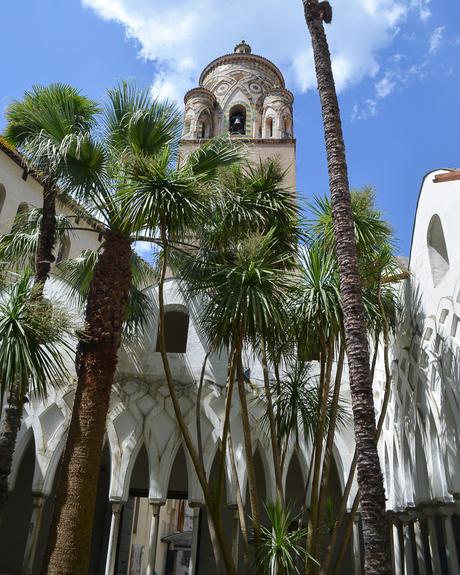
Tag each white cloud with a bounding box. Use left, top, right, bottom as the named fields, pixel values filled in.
left=351, top=98, right=379, bottom=120
left=81, top=0, right=415, bottom=101
left=410, top=0, right=431, bottom=21
left=429, top=26, right=444, bottom=55
left=375, top=72, right=396, bottom=98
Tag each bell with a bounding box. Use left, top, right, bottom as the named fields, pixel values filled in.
left=233, top=117, right=242, bottom=125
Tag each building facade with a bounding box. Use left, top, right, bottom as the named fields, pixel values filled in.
left=0, top=44, right=459, bottom=575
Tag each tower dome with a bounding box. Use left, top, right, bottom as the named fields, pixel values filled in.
left=180, top=42, right=296, bottom=191
left=234, top=40, right=252, bottom=54
left=182, top=42, right=293, bottom=141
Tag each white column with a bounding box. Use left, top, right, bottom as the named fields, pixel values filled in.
left=440, top=507, right=460, bottom=575
left=389, top=515, right=403, bottom=575
left=400, top=515, right=414, bottom=575
left=104, top=501, right=123, bottom=575
left=412, top=515, right=427, bottom=575
left=352, top=513, right=362, bottom=575
left=188, top=503, right=201, bottom=575
left=424, top=510, right=442, bottom=574
left=22, top=492, right=46, bottom=574
left=146, top=502, right=162, bottom=575
left=230, top=505, right=240, bottom=567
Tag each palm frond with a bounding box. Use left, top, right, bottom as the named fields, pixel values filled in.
left=0, top=269, right=73, bottom=405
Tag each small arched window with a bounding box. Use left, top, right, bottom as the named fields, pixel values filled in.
left=156, top=309, right=190, bottom=353
left=11, top=202, right=29, bottom=233
left=197, top=111, right=211, bottom=139
left=229, top=106, right=246, bottom=135
left=265, top=116, right=273, bottom=138
left=0, top=184, right=6, bottom=215
left=56, top=236, right=71, bottom=264
left=283, top=115, right=292, bottom=137
left=427, top=214, right=450, bottom=286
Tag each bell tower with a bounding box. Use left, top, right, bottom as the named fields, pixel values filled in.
left=180, top=41, right=296, bottom=192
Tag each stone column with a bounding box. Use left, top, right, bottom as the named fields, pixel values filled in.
left=188, top=503, right=202, bottom=575
left=22, top=492, right=46, bottom=575
left=389, top=514, right=403, bottom=575
left=104, top=501, right=123, bottom=575
left=411, top=513, right=427, bottom=575
left=440, top=506, right=460, bottom=575
left=423, top=507, right=442, bottom=574
left=146, top=502, right=163, bottom=575
left=400, top=514, right=415, bottom=575
left=352, top=513, right=362, bottom=575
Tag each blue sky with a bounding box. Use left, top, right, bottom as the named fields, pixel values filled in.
left=1, top=0, right=459, bottom=255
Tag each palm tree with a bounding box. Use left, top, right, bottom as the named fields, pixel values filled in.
left=302, top=2, right=392, bottom=572
left=0, top=269, right=72, bottom=513
left=41, top=84, right=242, bottom=575
left=4, top=84, right=99, bottom=291
left=260, top=498, right=312, bottom=575
left=0, top=85, right=97, bottom=515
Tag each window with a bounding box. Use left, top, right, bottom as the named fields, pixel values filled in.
left=156, top=309, right=189, bottom=353
left=265, top=116, right=273, bottom=138
left=229, top=105, right=246, bottom=135
left=11, top=202, right=29, bottom=233
left=56, top=236, right=71, bottom=264
left=0, top=184, right=6, bottom=215
left=197, top=111, right=211, bottom=139
left=427, top=214, right=449, bottom=286
left=283, top=115, right=292, bottom=137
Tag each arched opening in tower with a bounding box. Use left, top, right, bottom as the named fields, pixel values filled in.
left=229, top=105, right=246, bottom=135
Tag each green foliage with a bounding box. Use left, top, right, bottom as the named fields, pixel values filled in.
left=260, top=498, right=317, bottom=574
left=0, top=206, right=74, bottom=270
left=0, top=269, right=72, bottom=405
left=179, top=229, right=295, bottom=350
left=266, top=360, right=350, bottom=447
left=54, top=249, right=156, bottom=339
left=4, top=83, right=99, bottom=181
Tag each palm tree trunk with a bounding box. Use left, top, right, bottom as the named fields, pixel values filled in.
left=315, top=343, right=345, bottom=561
left=0, top=386, right=24, bottom=518
left=35, top=180, right=57, bottom=292
left=307, top=342, right=333, bottom=571
left=236, top=358, right=263, bottom=567
left=321, top=336, right=380, bottom=574
left=228, top=432, right=250, bottom=572
left=158, top=225, right=236, bottom=575
left=44, top=233, right=132, bottom=575
left=216, top=345, right=238, bottom=510
left=261, top=341, right=284, bottom=503
left=302, top=2, right=391, bottom=572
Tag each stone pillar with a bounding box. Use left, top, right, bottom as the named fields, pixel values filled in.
left=146, top=502, right=163, bottom=575
left=230, top=504, right=240, bottom=567
left=352, top=513, right=362, bottom=575
left=440, top=506, right=460, bottom=575
left=389, top=514, right=403, bottom=575
left=188, top=503, right=202, bottom=575
left=411, top=514, right=427, bottom=575
left=22, top=492, right=46, bottom=575
left=400, top=514, right=414, bottom=575
left=424, top=508, right=442, bottom=574
left=104, top=501, right=123, bottom=575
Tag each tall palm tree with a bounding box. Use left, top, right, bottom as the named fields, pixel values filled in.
left=302, top=2, right=392, bottom=572
left=42, top=84, right=242, bottom=575
left=0, top=85, right=97, bottom=515
left=0, top=270, right=72, bottom=513
left=4, top=84, right=99, bottom=291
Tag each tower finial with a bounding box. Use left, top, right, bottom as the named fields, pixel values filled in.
left=234, top=40, right=251, bottom=54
